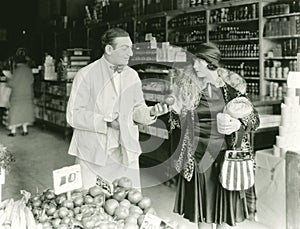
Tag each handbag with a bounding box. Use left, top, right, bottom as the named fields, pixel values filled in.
left=219, top=96, right=255, bottom=191
left=219, top=130, right=255, bottom=191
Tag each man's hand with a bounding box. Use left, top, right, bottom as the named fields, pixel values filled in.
left=150, top=103, right=170, bottom=117
left=216, top=113, right=241, bottom=135
left=107, top=119, right=120, bottom=130
left=105, top=113, right=120, bottom=130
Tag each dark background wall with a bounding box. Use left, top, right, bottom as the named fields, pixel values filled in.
left=0, top=0, right=88, bottom=63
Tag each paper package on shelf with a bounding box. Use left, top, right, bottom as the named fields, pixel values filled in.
left=273, top=72, right=300, bottom=157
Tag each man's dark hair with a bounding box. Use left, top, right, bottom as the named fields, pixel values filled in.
left=101, top=28, right=130, bottom=51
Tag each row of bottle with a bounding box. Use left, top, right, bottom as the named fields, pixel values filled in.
left=268, top=82, right=287, bottom=99
left=270, top=38, right=300, bottom=57
left=209, top=26, right=258, bottom=40
left=189, top=0, right=224, bottom=7
left=219, top=44, right=259, bottom=58
left=209, top=3, right=258, bottom=23
left=264, top=16, right=300, bottom=37
left=263, top=1, right=300, bottom=16
left=224, top=63, right=259, bottom=77
left=169, top=30, right=206, bottom=43
left=264, top=59, right=298, bottom=79
left=247, top=82, right=260, bottom=95
left=169, top=13, right=206, bottom=28
left=136, top=18, right=166, bottom=31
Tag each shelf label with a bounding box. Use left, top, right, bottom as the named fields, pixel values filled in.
left=53, top=164, right=82, bottom=195
left=0, top=168, right=5, bottom=184
left=141, top=213, right=175, bottom=229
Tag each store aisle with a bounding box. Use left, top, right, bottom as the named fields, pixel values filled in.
left=0, top=126, right=269, bottom=228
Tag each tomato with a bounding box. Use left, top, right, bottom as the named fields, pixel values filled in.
left=89, top=185, right=103, bottom=197
left=127, top=189, right=143, bottom=204
left=62, top=199, right=74, bottom=209
left=45, top=190, right=56, bottom=200
left=73, top=206, right=81, bottom=214
left=75, top=213, right=83, bottom=221
left=104, top=199, right=119, bottom=216
left=112, top=187, right=128, bottom=202
left=125, top=215, right=138, bottom=224
left=71, top=190, right=83, bottom=200
left=58, top=207, right=69, bottom=218
left=61, top=216, right=71, bottom=225
left=117, top=177, right=133, bottom=190
left=56, top=194, right=67, bottom=205
left=82, top=216, right=96, bottom=229
left=73, top=196, right=84, bottom=207
left=93, top=194, right=105, bottom=206
left=32, top=199, right=42, bottom=208
left=51, top=218, right=61, bottom=228
left=46, top=204, right=57, bottom=216
left=38, top=214, right=49, bottom=223
left=129, top=205, right=143, bottom=215
left=84, top=195, right=94, bottom=204
left=114, top=205, right=130, bottom=219
left=119, top=199, right=131, bottom=208
left=138, top=197, right=152, bottom=209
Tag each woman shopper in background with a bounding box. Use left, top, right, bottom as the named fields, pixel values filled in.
left=170, top=43, right=260, bottom=229
left=7, top=48, right=35, bottom=136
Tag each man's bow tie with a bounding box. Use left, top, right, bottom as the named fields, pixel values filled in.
left=110, top=65, right=124, bottom=73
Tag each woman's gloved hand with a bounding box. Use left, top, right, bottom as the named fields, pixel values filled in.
left=150, top=103, right=170, bottom=117
left=216, top=113, right=241, bottom=135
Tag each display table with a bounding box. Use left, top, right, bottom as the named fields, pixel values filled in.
left=255, top=148, right=285, bottom=229
left=256, top=149, right=300, bottom=229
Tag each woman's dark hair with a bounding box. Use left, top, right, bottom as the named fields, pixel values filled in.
left=194, top=42, right=221, bottom=70
left=101, top=28, right=130, bottom=51
left=14, top=47, right=28, bottom=64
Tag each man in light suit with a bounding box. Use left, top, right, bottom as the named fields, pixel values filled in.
left=66, top=28, right=169, bottom=189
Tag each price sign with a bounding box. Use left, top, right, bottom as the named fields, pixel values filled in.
left=53, top=164, right=82, bottom=195
left=96, top=176, right=114, bottom=196
left=140, top=213, right=175, bottom=229
left=0, top=168, right=5, bottom=184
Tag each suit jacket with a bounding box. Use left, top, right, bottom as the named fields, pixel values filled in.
left=67, top=57, right=156, bottom=166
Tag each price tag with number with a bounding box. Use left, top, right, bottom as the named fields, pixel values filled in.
left=53, top=164, right=82, bottom=195
left=96, top=176, right=114, bottom=196
left=141, top=213, right=175, bottom=229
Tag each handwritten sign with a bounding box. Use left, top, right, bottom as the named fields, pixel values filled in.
left=96, top=176, right=114, bottom=196
left=141, top=213, right=175, bottom=229
left=53, top=164, right=82, bottom=195
left=0, top=168, right=5, bottom=184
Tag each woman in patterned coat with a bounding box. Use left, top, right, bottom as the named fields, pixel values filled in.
left=169, top=43, right=260, bottom=229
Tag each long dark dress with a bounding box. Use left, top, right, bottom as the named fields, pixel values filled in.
left=173, top=85, right=250, bottom=226
left=7, top=63, right=35, bottom=127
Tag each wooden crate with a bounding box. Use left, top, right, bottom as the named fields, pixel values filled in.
left=286, top=150, right=300, bottom=229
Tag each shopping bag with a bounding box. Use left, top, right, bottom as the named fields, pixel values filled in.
left=0, top=84, right=11, bottom=108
